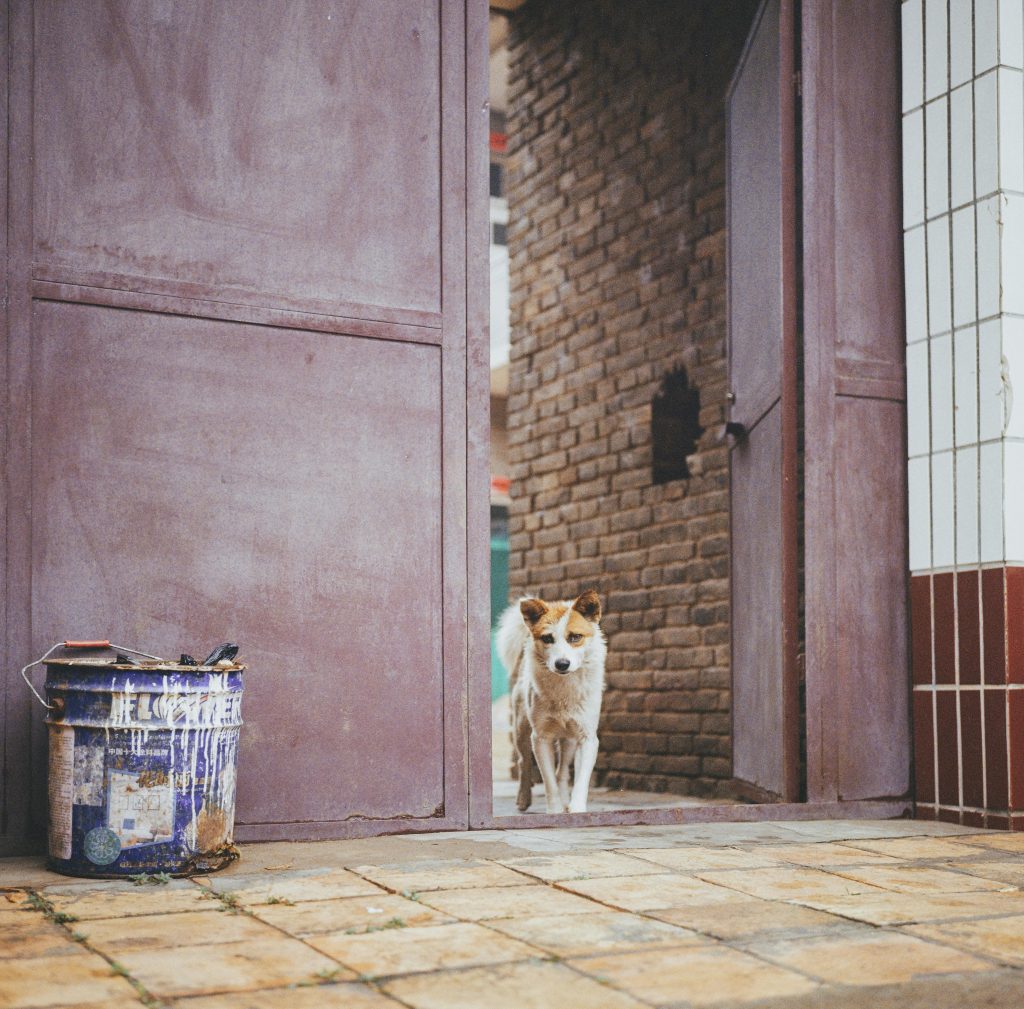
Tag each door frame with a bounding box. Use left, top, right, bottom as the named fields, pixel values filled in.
left=467, top=0, right=910, bottom=829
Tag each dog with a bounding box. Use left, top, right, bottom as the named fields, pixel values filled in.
left=496, top=589, right=606, bottom=814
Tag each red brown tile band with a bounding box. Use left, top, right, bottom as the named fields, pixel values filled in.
left=912, top=566, right=1024, bottom=831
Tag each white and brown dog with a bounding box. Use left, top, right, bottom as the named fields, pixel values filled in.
left=496, top=589, right=606, bottom=814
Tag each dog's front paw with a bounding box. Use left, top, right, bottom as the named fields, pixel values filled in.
left=568, top=801, right=588, bottom=814
left=545, top=800, right=567, bottom=814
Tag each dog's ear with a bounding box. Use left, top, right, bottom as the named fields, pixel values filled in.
left=572, top=589, right=602, bottom=623
left=520, top=598, right=548, bottom=627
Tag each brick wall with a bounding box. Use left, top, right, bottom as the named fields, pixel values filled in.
left=504, top=0, right=758, bottom=797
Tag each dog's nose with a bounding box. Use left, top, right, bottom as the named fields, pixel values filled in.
left=555, top=659, right=571, bottom=672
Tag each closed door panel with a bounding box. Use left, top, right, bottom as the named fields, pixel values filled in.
left=3, top=0, right=478, bottom=851
left=30, top=301, right=444, bottom=823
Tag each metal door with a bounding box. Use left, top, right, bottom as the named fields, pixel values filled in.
left=2, top=0, right=484, bottom=852
left=726, top=0, right=800, bottom=802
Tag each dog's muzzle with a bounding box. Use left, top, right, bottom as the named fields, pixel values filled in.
left=554, top=659, right=571, bottom=673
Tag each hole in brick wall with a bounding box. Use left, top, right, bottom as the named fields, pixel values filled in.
left=651, top=365, right=704, bottom=483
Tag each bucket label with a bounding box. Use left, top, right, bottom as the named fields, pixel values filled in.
left=73, top=744, right=105, bottom=806
left=47, top=725, right=74, bottom=860
left=107, top=769, right=174, bottom=848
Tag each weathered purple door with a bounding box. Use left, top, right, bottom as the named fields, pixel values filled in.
left=727, top=0, right=800, bottom=802
left=1, top=0, right=484, bottom=852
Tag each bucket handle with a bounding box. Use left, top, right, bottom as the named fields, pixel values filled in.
left=20, top=641, right=168, bottom=709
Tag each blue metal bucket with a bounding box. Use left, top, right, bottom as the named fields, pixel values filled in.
left=42, top=658, right=243, bottom=878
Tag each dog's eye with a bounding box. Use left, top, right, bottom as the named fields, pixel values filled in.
left=567, top=632, right=583, bottom=645
left=540, top=634, right=555, bottom=645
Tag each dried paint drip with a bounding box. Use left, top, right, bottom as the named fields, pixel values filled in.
left=43, top=658, right=243, bottom=879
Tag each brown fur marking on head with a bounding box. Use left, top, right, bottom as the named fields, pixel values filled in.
left=520, top=598, right=549, bottom=627
left=565, top=608, right=596, bottom=645
left=526, top=603, right=567, bottom=640
left=572, top=589, right=602, bottom=623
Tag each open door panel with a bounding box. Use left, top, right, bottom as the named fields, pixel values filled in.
left=726, top=0, right=800, bottom=803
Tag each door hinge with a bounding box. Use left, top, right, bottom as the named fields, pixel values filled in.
left=793, top=70, right=802, bottom=98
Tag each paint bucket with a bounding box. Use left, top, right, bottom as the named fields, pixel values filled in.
left=25, top=642, right=243, bottom=878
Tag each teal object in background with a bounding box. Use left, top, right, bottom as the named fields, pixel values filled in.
left=490, top=535, right=510, bottom=700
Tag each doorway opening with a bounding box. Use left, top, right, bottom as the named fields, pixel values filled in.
left=485, top=0, right=780, bottom=823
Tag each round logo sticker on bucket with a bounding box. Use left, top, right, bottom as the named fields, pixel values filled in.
left=83, top=827, right=122, bottom=866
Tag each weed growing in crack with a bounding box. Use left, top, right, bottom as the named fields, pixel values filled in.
left=25, top=891, right=78, bottom=925
left=209, top=891, right=243, bottom=914
left=129, top=872, right=173, bottom=886
left=344, top=916, right=408, bottom=935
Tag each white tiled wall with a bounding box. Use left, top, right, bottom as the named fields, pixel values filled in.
left=904, top=0, right=1024, bottom=571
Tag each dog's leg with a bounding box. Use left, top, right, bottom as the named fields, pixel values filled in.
left=557, top=738, right=577, bottom=810
left=531, top=733, right=565, bottom=813
left=569, top=735, right=599, bottom=813
left=514, top=708, right=534, bottom=812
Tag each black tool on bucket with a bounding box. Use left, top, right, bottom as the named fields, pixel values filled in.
left=202, top=643, right=239, bottom=667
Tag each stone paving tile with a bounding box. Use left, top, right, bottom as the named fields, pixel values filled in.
left=486, top=908, right=706, bottom=956
left=770, top=819, right=976, bottom=841
left=826, top=865, right=1012, bottom=894
left=201, top=868, right=385, bottom=905
left=840, top=837, right=992, bottom=860
left=307, top=920, right=537, bottom=977
left=948, top=861, right=1024, bottom=887
left=746, top=930, right=993, bottom=985
left=754, top=842, right=903, bottom=867
left=494, top=851, right=661, bottom=881
left=43, top=881, right=213, bottom=920
left=649, top=897, right=856, bottom=940
left=619, top=845, right=785, bottom=871
left=907, top=915, right=1024, bottom=966
left=0, top=950, right=142, bottom=1008
left=416, top=883, right=599, bottom=920
left=493, top=822, right=814, bottom=852
left=351, top=859, right=532, bottom=892
left=77, top=908, right=278, bottom=952
left=250, top=893, right=454, bottom=935
left=569, top=944, right=819, bottom=1005
left=0, top=908, right=90, bottom=959
left=114, top=935, right=349, bottom=998
left=949, top=833, right=1024, bottom=854
left=616, top=823, right=816, bottom=846
left=793, top=889, right=1024, bottom=926
left=170, top=984, right=403, bottom=1008
left=558, top=872, right=741, bottom=911
left=695, top=866, right=885, bottom=902
left=383, top=959, right=647, bottom=1009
